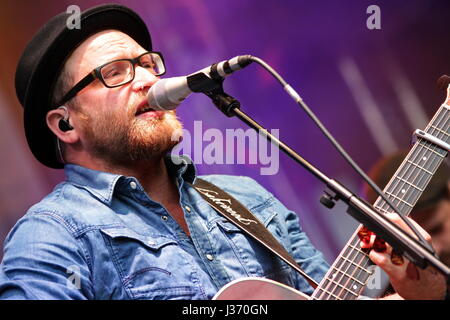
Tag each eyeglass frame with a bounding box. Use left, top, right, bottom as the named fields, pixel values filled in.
left=54, top=51, right=166, bottom=107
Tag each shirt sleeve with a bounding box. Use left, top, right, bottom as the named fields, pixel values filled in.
left=275, top=198, right=330, bottom=294
left=235, top=176, right=330, bottom=295
left=0, top=212, right=94, bottom=300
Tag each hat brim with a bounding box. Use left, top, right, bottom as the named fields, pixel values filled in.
left=20, top=4, right=152, bottom=169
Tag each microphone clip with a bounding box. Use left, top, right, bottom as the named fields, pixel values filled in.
left=201, top=78, right=241, bottom=117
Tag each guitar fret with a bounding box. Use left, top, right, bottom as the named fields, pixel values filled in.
left=430, top=125, right=450, bottom=138
left=416, top=142, right=446, bottom=157
left=406, top=160, right=433, bottom=175
left=311, top=99, right=450, bottom=300
left=427, top=104, right=449, bottom=127
left=426, top=108, right=450, bottom=143
left=214, top=98, right=450, bottom=301
left=320, top=257, right=369, bottom=300
left=316, top=287, right=343, bottom=300
left=340, top=255, right=372, bottom=273
left=311, top=237, right=373, bottom=300
left=330, top=268, right=365, bottom=285
left=348, top=244, right=371, bottom=256
left=393, top=176, right=424, bottom=192
left=384, top=191, right=414, bottom=208
left=324, top=277, right=359, bottom=297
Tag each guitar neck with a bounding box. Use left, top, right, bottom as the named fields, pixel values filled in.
left=311, top=101, right=450, bottom=300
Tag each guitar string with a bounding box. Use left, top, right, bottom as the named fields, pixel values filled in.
left=343, top=111, right=449, bottom=299
left=317, top=143, right=427, bottom=300
left=376, top=105, right=442, bottom=215
left=381, top=108, right=449, bottom=216
left=382, top=142, right=435, bottom=214
left=313, top=106, right=450, bottom=300
left=315, top=221, right=383, bottom=299
left=324, top=160, right=423, bottom=300
left=378, top=106, right=449, bottom=215
left=370, top=107, right=449, bottom=261
left=316, top=237, right=374, bottom=300
left=317, top=247, right=366, bottom=299
left=315, top=165, right=415, bottom=299
left=327, top=244, right=372, bottom=299
left=376, top=107, right=449, bottom=218
left=319, top=248, right=362, bottom=298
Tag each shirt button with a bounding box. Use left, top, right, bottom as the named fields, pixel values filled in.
left=184, top=206, right=191, bottom=212
left=161, top=215, right=168, bottom=221
left=130, top=181, right=137, bottom=190
left=206, top=254, right=214, bottom=261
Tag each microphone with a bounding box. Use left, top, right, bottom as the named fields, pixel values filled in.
left=147, top=55, right=253, bottom=110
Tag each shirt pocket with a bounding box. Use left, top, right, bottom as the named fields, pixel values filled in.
left=213, top=212, right=295, bottom=287
left=100, top=227, right=199, bottom=300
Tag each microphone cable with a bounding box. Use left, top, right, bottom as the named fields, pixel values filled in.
left=245, top=55, right=436, bottom=254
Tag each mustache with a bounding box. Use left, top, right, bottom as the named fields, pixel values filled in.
left=127, top=93, right=177, bottom=121
left=126, top=93, right=149, bottom=117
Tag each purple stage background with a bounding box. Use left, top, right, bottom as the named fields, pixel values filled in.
left=0, top=0, right=450, bottom=267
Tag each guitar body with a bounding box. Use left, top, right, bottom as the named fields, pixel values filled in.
left=213, top=277, right=309, bottom=300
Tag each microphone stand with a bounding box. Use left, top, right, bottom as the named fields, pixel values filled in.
left=201, top=79, right=450, bottom=284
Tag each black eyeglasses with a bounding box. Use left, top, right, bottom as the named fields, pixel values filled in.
left=55, top=51, right=166, bottom=107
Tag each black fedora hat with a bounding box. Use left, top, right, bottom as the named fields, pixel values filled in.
left=15, top=3, right=152, bottom=169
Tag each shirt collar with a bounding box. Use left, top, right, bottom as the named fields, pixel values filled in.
left=64, top=154, right=197, bottom=204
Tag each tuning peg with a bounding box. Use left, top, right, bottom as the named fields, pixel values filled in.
left=437, top=75, right=450, bottom=91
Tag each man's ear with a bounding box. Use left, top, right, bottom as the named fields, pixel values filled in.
left=46, top=108, right=79, bottom=144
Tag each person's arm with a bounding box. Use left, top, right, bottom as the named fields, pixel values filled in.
left=0, top=212, right=93, bottom=300
left=262, top=187, right=330, bottom=294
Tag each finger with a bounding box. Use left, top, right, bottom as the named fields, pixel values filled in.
left=372, top=237, right=405, bottom=266
left=383, top=213, right=432, bottom=242
left=390, top=250, right=405, bottom=266
left=368, top=249, right=393, bottom=272
left=359, top=232, right=388, bottom=253
left=404, top=217, right=432, bottom=243
left=360, top=234, right=377, bottom=250
left=372, top=236, right=387, bottom=252
left=369, top=249, right=407, bottom=279
left=405, top=261, right=420, bottom=281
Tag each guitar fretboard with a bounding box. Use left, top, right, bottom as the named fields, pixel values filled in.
left=310, top=103, right=450, bottom=300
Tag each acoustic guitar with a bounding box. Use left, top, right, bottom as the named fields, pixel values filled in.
left=214, top=79, right=450, bottom=300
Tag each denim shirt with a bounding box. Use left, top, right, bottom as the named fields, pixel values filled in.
left=0, top=155, right=329, bottom=300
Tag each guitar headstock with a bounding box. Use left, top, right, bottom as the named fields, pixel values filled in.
left=437, top=75, right=450, bottom=107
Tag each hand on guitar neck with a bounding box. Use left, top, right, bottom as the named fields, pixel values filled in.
left=359, top=213, right=447, bottom=300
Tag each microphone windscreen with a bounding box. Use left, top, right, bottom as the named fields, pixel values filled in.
left=147, top=77, right=190, bottom=110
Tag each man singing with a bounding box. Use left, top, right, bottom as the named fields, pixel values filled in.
left=0, top=4, right=446, bottom=300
